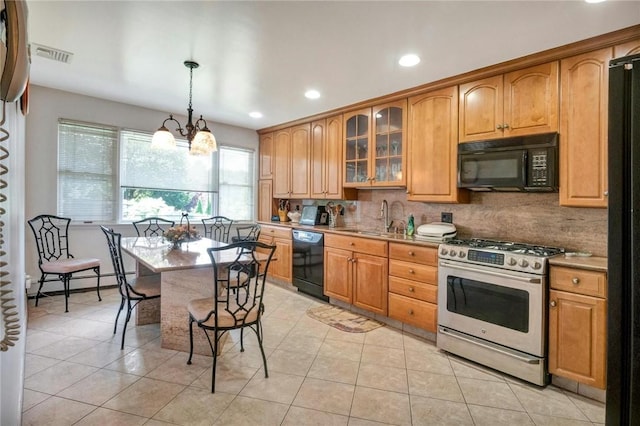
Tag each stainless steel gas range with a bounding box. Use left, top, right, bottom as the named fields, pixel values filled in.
left=436, top=238, right=564, bottom=386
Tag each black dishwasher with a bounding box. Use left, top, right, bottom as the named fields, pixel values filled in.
left=292, top=230, right=327, bottom=301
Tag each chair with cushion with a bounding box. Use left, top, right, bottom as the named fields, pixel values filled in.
left=132, top=217, right=175, bottom=237
left=201, top=216, right=234, bottom=242
left=101, top=226, right=161, bottom=350
left=27, top=214, right=101, bottom=312
left=187, top=240, right=276, bottom=393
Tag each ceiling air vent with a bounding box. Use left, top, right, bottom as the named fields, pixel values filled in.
left=31, top=43, right=73, bottom=64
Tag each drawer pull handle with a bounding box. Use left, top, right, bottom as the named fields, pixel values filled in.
left=408, top=287, right=414, bottom=292
left=572, top=277, right=580, bottom=285
left=550, top=300, right=557, bottom=307
left=409, top=269, right=414, bottom=274
left=350, top=242, right=354, bottom=246
left=408, top=309, right=414, bottom=315
left=408, top=251, right=414, bottom=256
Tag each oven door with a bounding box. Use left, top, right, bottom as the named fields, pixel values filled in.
left=437, top=259, right=545, bottom=357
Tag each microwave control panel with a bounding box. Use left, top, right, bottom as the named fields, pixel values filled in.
left=529, top=149, right=548, bottom=186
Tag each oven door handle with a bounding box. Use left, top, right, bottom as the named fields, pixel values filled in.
left=439, top=261, right=541, bottom=284
left=438, top=327, right=540, bottom=364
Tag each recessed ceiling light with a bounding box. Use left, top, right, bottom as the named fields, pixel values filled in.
left=249, top=111, right=263, bottom=118
left=585, top=0, right=606, bottom=3
left=305, top=90, right=321, bottom=99
left=399, top=54, right=421, bottom=67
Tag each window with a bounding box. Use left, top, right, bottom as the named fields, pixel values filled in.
left=120, top=130, right=218, bottom=221
left=57, top=120, right=255, bottom=222
left=218, top=146, right=255, bottom=221
left=58, top=120, right=117, bottom=221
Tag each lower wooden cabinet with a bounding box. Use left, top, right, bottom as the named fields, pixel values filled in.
left=388, top=242, right=438, bottom=332
left=548, top=266, right=607, bottom=389
left=258, top=224, right=292, bottom=283
left=323, top=234, right=388, bottom=315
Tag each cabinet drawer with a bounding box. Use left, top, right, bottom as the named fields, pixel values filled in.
left=550, top=266, right=607, bottom=298
left=389, top=259, right=437, bottom=285
left=389, top=276, right=437, bottom=303
left=260, top=225, right=291, bottom=240
left=389, top=243, right=438, bottom=265
left=325, top=233, right=387, bottom=256
left=388, top=292, right=437, bottom=332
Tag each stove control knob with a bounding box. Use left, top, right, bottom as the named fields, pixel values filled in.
left=440, top=248, right=448, bottom=256
left=532, top=261, right=542, bottom=270
left=519, top=259, right=529, bottom=268
left=449, top=250, right=457, bottom=257
left=458, top=251, right=466, bottom=259
left=507, top=257, right=517, bottom=266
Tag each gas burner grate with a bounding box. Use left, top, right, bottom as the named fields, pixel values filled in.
left=445, top=238, right=564, bottom=257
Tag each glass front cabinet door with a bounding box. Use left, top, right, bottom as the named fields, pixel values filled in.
left=343, top=101, right=406, bottom=187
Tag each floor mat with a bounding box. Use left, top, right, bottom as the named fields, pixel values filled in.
left=306, top=305, right=384, bottom=333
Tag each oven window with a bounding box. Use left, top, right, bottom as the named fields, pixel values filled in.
left=446, top=276, right=529, bottom=332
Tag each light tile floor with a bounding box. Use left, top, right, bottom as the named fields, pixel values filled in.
left=22, top=283, right=606, bottom=425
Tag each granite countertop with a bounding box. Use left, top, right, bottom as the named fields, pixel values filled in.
left=548, top=255, right=608, bottom=272
left=257, top=221, right=441, bottom=248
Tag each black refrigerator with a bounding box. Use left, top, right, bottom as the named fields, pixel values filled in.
left=607, top=53, right=640, bottom=424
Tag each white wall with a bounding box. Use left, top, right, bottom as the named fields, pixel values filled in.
left=25, top=85, right=259, bottom=293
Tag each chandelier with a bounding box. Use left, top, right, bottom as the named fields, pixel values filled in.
left=151, top=60, right=217, bottom=155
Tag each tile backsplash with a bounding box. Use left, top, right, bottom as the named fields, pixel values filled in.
left=289, top=190, right=608, bottom=256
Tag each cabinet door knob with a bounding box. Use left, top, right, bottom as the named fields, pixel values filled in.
left=408, top=287, right=415, bottom=292
left=409, top=269, right=415, bottom=274
left=408, top=251, right=414, bottom=256
left=572, top=277, right=580, bottom=285
left=408, top=309, right=414, bottom=315
left=550, top=300, right=557, bottom=307
left=350, top=242, right=354, bottom=246
left=503, top=123, right=509, bottom=129
left=497, top=124, right=503, bottom=130
left=604, top=191, right=609, bottom=196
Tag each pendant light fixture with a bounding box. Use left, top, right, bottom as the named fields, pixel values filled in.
left=151, top=60, right=217, bottom=155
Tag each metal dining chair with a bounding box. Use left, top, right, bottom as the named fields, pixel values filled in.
left=186, top=240, right=276, bottom=393
left=232, top=223, right=261, bottom=244
left=27, top=214, right=101, bottom=312
left=132, top=217, right=175, bottom=237
left=201, top=216, right=233, bottom=242
left=101, top=226, right=161, bottom=349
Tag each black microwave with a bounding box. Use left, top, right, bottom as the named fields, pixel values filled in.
left=457, top=132, right=558, bottom=192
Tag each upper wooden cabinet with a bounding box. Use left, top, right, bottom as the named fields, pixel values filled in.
left=310, top=116, right=357, bottom=200
left=407, top=86, right=468, bottom=203
left=343, top=100, right=407, bottom=187
left=259, top=133, right=273, bottom=179
left=273, top=124, right=311, bottom=199
left=257, top=179, right=273, bottom=222
left=459, top=62, right=559, bottom=142
left=559, top=48, right=612, bottom=208
left=614, top=38, right=640, bottom=58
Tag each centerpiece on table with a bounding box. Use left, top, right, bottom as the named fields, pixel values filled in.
left=164, top=224, right=200, bottom=249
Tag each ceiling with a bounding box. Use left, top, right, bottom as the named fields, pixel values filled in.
left=27, top=1, right=640, bottom=131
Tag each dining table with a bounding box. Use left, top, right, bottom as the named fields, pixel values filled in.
left=120, top=236, right=266, bottom=355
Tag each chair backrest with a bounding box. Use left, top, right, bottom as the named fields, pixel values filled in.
left=100, top=226, right=136, bottom=299
left=207, top=241, right=276, bottom=328
left=27, top=214, right=73, bottom=264
left=234, top=223, right=261, bottom=243
left=201, top=216, right=234, bottom=242
left=132, top=217, right=175, bottom=237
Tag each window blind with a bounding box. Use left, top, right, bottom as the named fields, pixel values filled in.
left=120, top=129, right=218, bottom=192
left=218, top=146, right=254, bottom=220
left=58, top=120, right=117, bottom=221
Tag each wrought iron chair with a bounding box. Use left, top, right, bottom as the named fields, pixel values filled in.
left=201, top=216, right=234, bottom=242
left=100, top=226, right=161, bottom=350
left=27, top=214, right=101, bottom=312
left=187, top=240, right=276, bottom=393
left=132, top=217, right=175, bottom=237
left=231, top=223, right=261, bottom=244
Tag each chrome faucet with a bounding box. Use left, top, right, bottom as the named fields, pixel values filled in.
left=380, top=199, right=390, bottom=232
